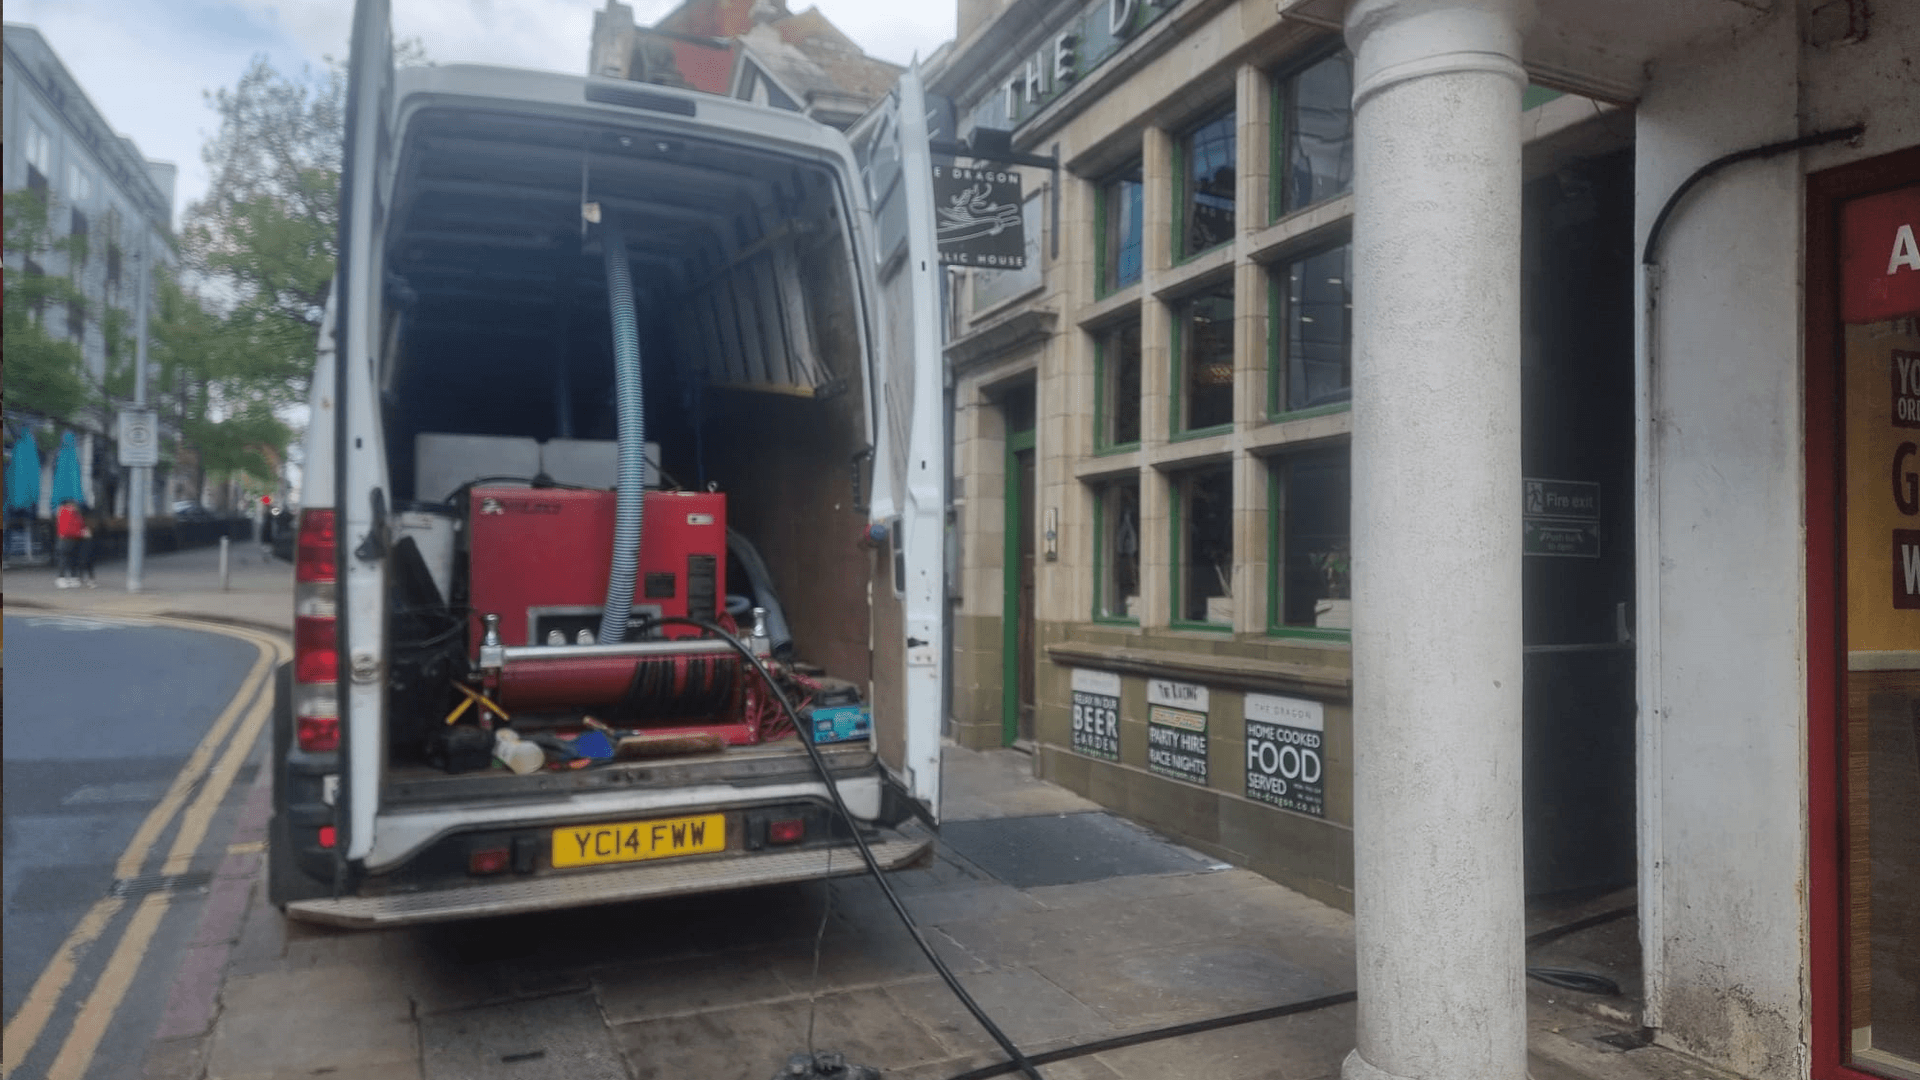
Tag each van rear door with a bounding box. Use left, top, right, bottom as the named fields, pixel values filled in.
left=848, top=66, right=947, bottom=821
left=335, top=0, right=396, bottom=863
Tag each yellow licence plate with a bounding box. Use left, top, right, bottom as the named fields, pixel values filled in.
left=551, top=814, right=726, bottom=868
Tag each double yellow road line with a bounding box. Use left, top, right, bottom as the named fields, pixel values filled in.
left=2, top=615, right=290, bottom=1080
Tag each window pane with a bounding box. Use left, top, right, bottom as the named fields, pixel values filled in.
left=26, top=122, right=51, bottom=172
left=1182, top=111, right=1236, bottom=256
left=1100, top=320, right=1142, bottom=447
left=1179, top=284, right=1235, bottom=432
left=1103, top=170, right=1144, bottom=292
left=1280, top=53, right=1354, bottom=215
left=1278, top=449, right=1351, bottom=628
left=1282, top=244, right=1352, bottom=412
left=1098, top=478, right=1141, bottom=619
left=1178, top=465, right=1234, bottom=624
left=972, top=194, right=1043, bottom=311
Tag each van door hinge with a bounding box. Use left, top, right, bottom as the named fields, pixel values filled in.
left=354, top=488, right=388, bottom=562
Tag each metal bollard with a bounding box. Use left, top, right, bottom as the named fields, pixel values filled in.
left=220, top=535, right=230, bottom=591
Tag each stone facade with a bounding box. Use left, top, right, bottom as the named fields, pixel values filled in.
left=931, top=0, right=1637, bottom=914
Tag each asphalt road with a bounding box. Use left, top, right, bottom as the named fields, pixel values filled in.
left=3, top=613, right=266, bottom=1080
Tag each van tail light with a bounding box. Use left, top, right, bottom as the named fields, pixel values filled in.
left=295, top=509, right=337, bottom=583
left=293, top=509, right=341, bottom=756
left=297, top=716, right=340, bottom=753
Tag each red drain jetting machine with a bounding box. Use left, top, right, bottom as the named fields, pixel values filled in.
left=463, top=486, right=764, bottom=745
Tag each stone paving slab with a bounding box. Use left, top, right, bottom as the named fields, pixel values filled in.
left=885, top=967, right=1115, bottom=1050
left=1028, top=941, right=1340, bottom=1029
left=164, top=742, right=1759, bottom=1080
left=1083, top=1004, right=1357, bottom=1080
left=594, top=953, right=807, bottom=1024
left=419, top=990, right=627, bottom=1080
left=204, top=964, right=419, bottom=1078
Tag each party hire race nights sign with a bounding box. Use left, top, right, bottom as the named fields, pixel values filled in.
left=1244, top=694, right=1325, bottom=818
left=933, top=166, right=1025, bottom=268
left=1069, top=669, right=1121, bottom=761
left=1146, top=679, right=1208, bottom=786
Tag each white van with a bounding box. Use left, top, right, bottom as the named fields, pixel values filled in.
left=270, top=0, right=949, bottom=926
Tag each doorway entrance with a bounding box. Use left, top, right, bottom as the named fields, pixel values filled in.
left=1808, top=146, right=1920, bottom=1080
left=1001, top=384, right=1036, bottom=747
left=1520, top=147, right=1638, bottom=900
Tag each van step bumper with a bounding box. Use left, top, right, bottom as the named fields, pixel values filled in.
left=285, top=836, right=932, bottom=929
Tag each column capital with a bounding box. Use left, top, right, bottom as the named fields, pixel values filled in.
left=1344, top=0, right=1533, bottom=109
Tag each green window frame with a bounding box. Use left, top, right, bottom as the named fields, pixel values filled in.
left=1092, top=476, right=1142, bottom=623
left=1266, top=446, right=1352, bottom=639
left=1174, top=107, right=1237, bottom=262
left=1095, top=317, right=1143, bottom=452
left=1269, top=47, right=1354, bottom=222
left=1170, top=463, right=1235, bottom=631
left=1266, top=242, right=1353, bottom=419
left=1170, top=283, right=1235, bottom=439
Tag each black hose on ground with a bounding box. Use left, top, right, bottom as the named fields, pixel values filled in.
left=648, top=617, right=1633, bottom=1078
left=942, top=991, right=1359, bottom=1080
left=648, top=617, right=1046, bottom=1080
left=937, top=902, right=1639, bottom=1079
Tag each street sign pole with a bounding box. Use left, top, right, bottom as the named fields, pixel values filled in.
left=128, top=230, right=150, bottom=593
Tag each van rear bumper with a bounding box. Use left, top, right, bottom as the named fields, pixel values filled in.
left=285, top=831, right=931, bottom=928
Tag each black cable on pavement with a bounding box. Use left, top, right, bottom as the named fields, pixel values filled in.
left=650, top=618, right=1636, bottom=1077
left=657, top=617, right=1046, bottom=1080
left=932, top=900, right=1639, bottom=1079
left=941, top=990, right=1359, bottom=1080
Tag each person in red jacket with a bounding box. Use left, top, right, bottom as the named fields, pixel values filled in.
left=55, top=497, right=88, bottom=588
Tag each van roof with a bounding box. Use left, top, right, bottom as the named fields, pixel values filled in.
left=393, top=64, right=857, bottom=157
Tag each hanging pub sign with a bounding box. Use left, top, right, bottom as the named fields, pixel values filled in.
left=1069, top=669, right=1121, bottom=761
left=933, top=165, right=1025, bottom=268
left=1146, top=678, right=1208, bottom=786
left=1244, top=694, right=1325, bottom=818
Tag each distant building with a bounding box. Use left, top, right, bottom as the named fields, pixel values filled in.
left=3, top=22, right=175, bottom=516
left=588, top=0, right=903, bottom=130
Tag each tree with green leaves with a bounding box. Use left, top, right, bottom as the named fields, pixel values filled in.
left=3, top=189, right=94, bottom=422
left=169, top=44, right=421, bottom=490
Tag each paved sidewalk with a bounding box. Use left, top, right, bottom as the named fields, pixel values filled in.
left=4, top=541, right=293, bottom=634
left=141, top=744, right=1740, bottom=1080
left=12, top=546, right=1746, bottom=1080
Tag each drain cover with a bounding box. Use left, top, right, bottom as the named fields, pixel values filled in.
left=1594, top=1028, right=1655, bottom=1052
left=938, top=812, right=1211, bottom=888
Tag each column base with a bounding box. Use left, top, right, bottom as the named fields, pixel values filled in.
left=1343, top=1049, right=1413, bottom=1080
left=1343, top=1048, right=1539, bottom=1080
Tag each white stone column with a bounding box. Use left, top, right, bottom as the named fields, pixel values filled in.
left=1342, top=2, right=1531, bottom=1080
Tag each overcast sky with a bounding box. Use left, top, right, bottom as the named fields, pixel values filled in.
left=8, top=0, right=955, bottom=225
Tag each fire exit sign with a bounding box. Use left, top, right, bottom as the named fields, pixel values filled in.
left=1523, top=478, right=1601, bottom=558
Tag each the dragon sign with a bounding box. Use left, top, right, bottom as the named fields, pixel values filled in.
left=936, top=182, right=1022, bottom=241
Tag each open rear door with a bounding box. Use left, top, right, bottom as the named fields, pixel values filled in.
left=333, top=0, right=395, bottom=864
left=848, top=65, right=947, bottom=820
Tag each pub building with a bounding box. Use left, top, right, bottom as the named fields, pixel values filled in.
left=925, top=0, right=1918, bottom=1078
